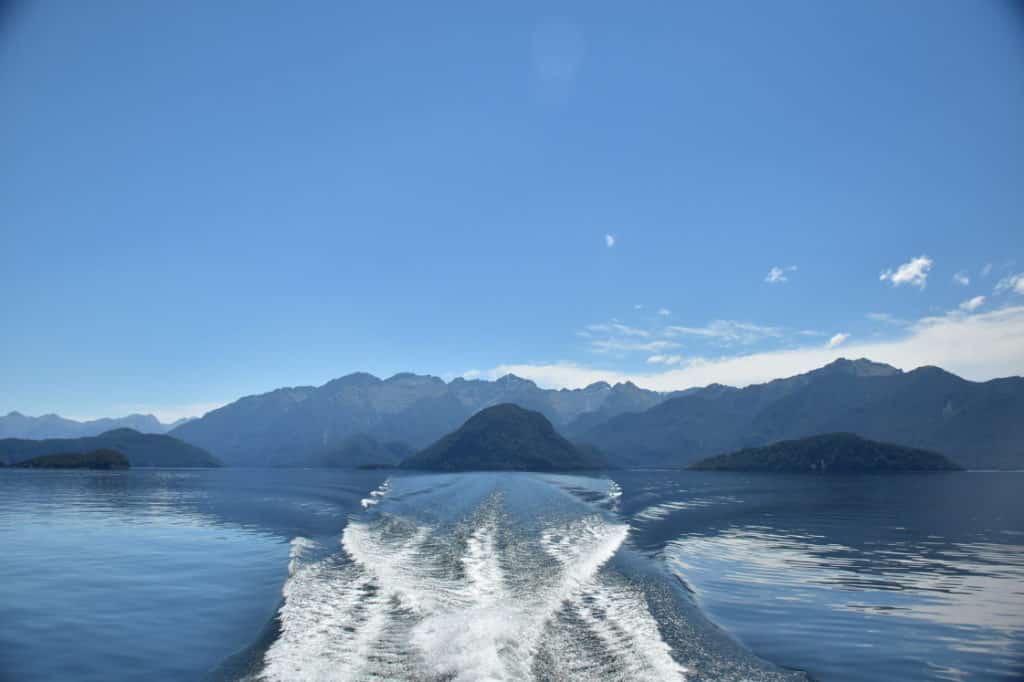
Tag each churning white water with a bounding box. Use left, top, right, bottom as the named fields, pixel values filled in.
left=259, top=474, right=685, bottom=681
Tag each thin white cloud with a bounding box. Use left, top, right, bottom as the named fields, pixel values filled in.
left=591, top=339, right=680, bottom=354
left=995, top=273, right=1024, bottom=296
left=880, top=255, right=933, bottom=289
left=665, top=320, right=784, bottom=346
left=633, top=304, right=644, bottom=310
left=586, top=322, right=649, bottom=337
left=953, top=271, right=970, bottom=286
left=867, top=312, right=910, bottom=326
left=765, top=265, right=797, bottom=284
left=657, top=308, right=671, bottom=316
left=981, top=263, right=993, bottom=277
left=825, top=333, right=850, bottom=349
left=604, top=233, right=616, bottom=248
left=475, top=306, right=1024, bottom=391
left=959, top=296, right=986, bottom=312
left=647, top=354, right=683, bottom=366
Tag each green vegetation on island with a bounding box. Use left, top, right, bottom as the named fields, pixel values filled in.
left=14, top=449, right=131, bottom=469
left=689, top=432, right=963, bottom=473
left=0, top=429, right=221, bottom=468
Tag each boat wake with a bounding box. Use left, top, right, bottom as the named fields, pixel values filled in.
left=257, top=473, right=686, bottom=681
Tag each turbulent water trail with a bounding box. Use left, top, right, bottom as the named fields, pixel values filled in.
left=259, top=474, right=686, bottom=681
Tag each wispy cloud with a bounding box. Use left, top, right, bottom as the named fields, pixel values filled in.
left=765, top=265, right=797, bottom=284
left=867, top=312, right=910, bottom=326
left=591, top=339, right=680, bottom=354
left=981, top=263, right=993, bottom=277
left=604, top=233, right=616, bottom=248
left=880, top=255, right=933, bottom=289
left=473, top=306, right=1024, bottom=391
left=995, top=273, right=1024, bottom=296
left=585, top=322, right=649, bottom=337
left=657, top=308, right=671, bottom=316
left=825, top=332, right=850, bottom=349
left=647, top=354, right=683, bottom=365
left=959, top=296, right=986, bottom=312
left=665, top=320, right=784, bottom=346
left=953, top=271, right=970, bottom=286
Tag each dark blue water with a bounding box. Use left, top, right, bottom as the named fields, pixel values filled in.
left=1, top=468, right=1021, bottom=681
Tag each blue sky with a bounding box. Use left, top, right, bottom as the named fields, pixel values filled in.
left=2, top=1, right=1022, bottom=420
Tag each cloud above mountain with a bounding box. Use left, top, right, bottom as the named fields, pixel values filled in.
left=825, top=333, right=850, bottom=349
left=476, top=306, right=1024, bottom=391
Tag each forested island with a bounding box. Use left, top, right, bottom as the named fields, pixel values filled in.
left=689, top=433, right=963, bottom=473
left=0, top=429, right=220, bottom=468
left=400, top=404, right=607, bottom=471
left=13, top=449, right=131, bottom=470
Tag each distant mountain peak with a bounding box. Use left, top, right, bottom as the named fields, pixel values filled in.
left=496, top=374, right=537, bottom=388
left=386, top=372, right=441, bottom=383
left=318, top=373, right=381, bottom=393
left=0, top=411, right=180, bottom=439
left=819, top=357, right=900, bottom=377
left=583, top=381, right=612, bottom=391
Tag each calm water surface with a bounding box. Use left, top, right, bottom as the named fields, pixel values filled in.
left=0, top=468, right=1021, bottom=681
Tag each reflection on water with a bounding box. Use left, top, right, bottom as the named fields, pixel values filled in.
left=0, top=469, right=386, bottom=682
left=617, top=470, right=1024, bottom=681
left=1, top=468, right=1022, bottom=681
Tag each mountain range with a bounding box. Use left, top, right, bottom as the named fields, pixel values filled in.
left=5, top=358, right=1022, bottom=469
left=168, top=372, right=671, bottom=466
left=0, top=412, right=192, bottom=440
left=577, top=358, right=1024, bottom=469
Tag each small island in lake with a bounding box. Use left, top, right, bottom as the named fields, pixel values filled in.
left=14, top=448, right=131, bottom=470
left=400, top=403, right=607, bottom=472
left=0, top=428, right=221, bottom=468
left=689, top=433, right=963, bottom=473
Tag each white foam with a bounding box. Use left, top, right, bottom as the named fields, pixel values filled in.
left=608, top=481, right=623, bottom=500
left=261, top=483, right=686, bottom=681
left=286, top=536, right=318, bottom=576
left=360, top=478, right=392, bottom=509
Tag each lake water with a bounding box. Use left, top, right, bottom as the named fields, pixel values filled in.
left=0, top=468, right=1021, bottom=680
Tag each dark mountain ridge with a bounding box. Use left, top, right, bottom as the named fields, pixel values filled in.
left=400, top=404, right=607, bottom=471
left=580, top=358, right=1024, bottom=469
